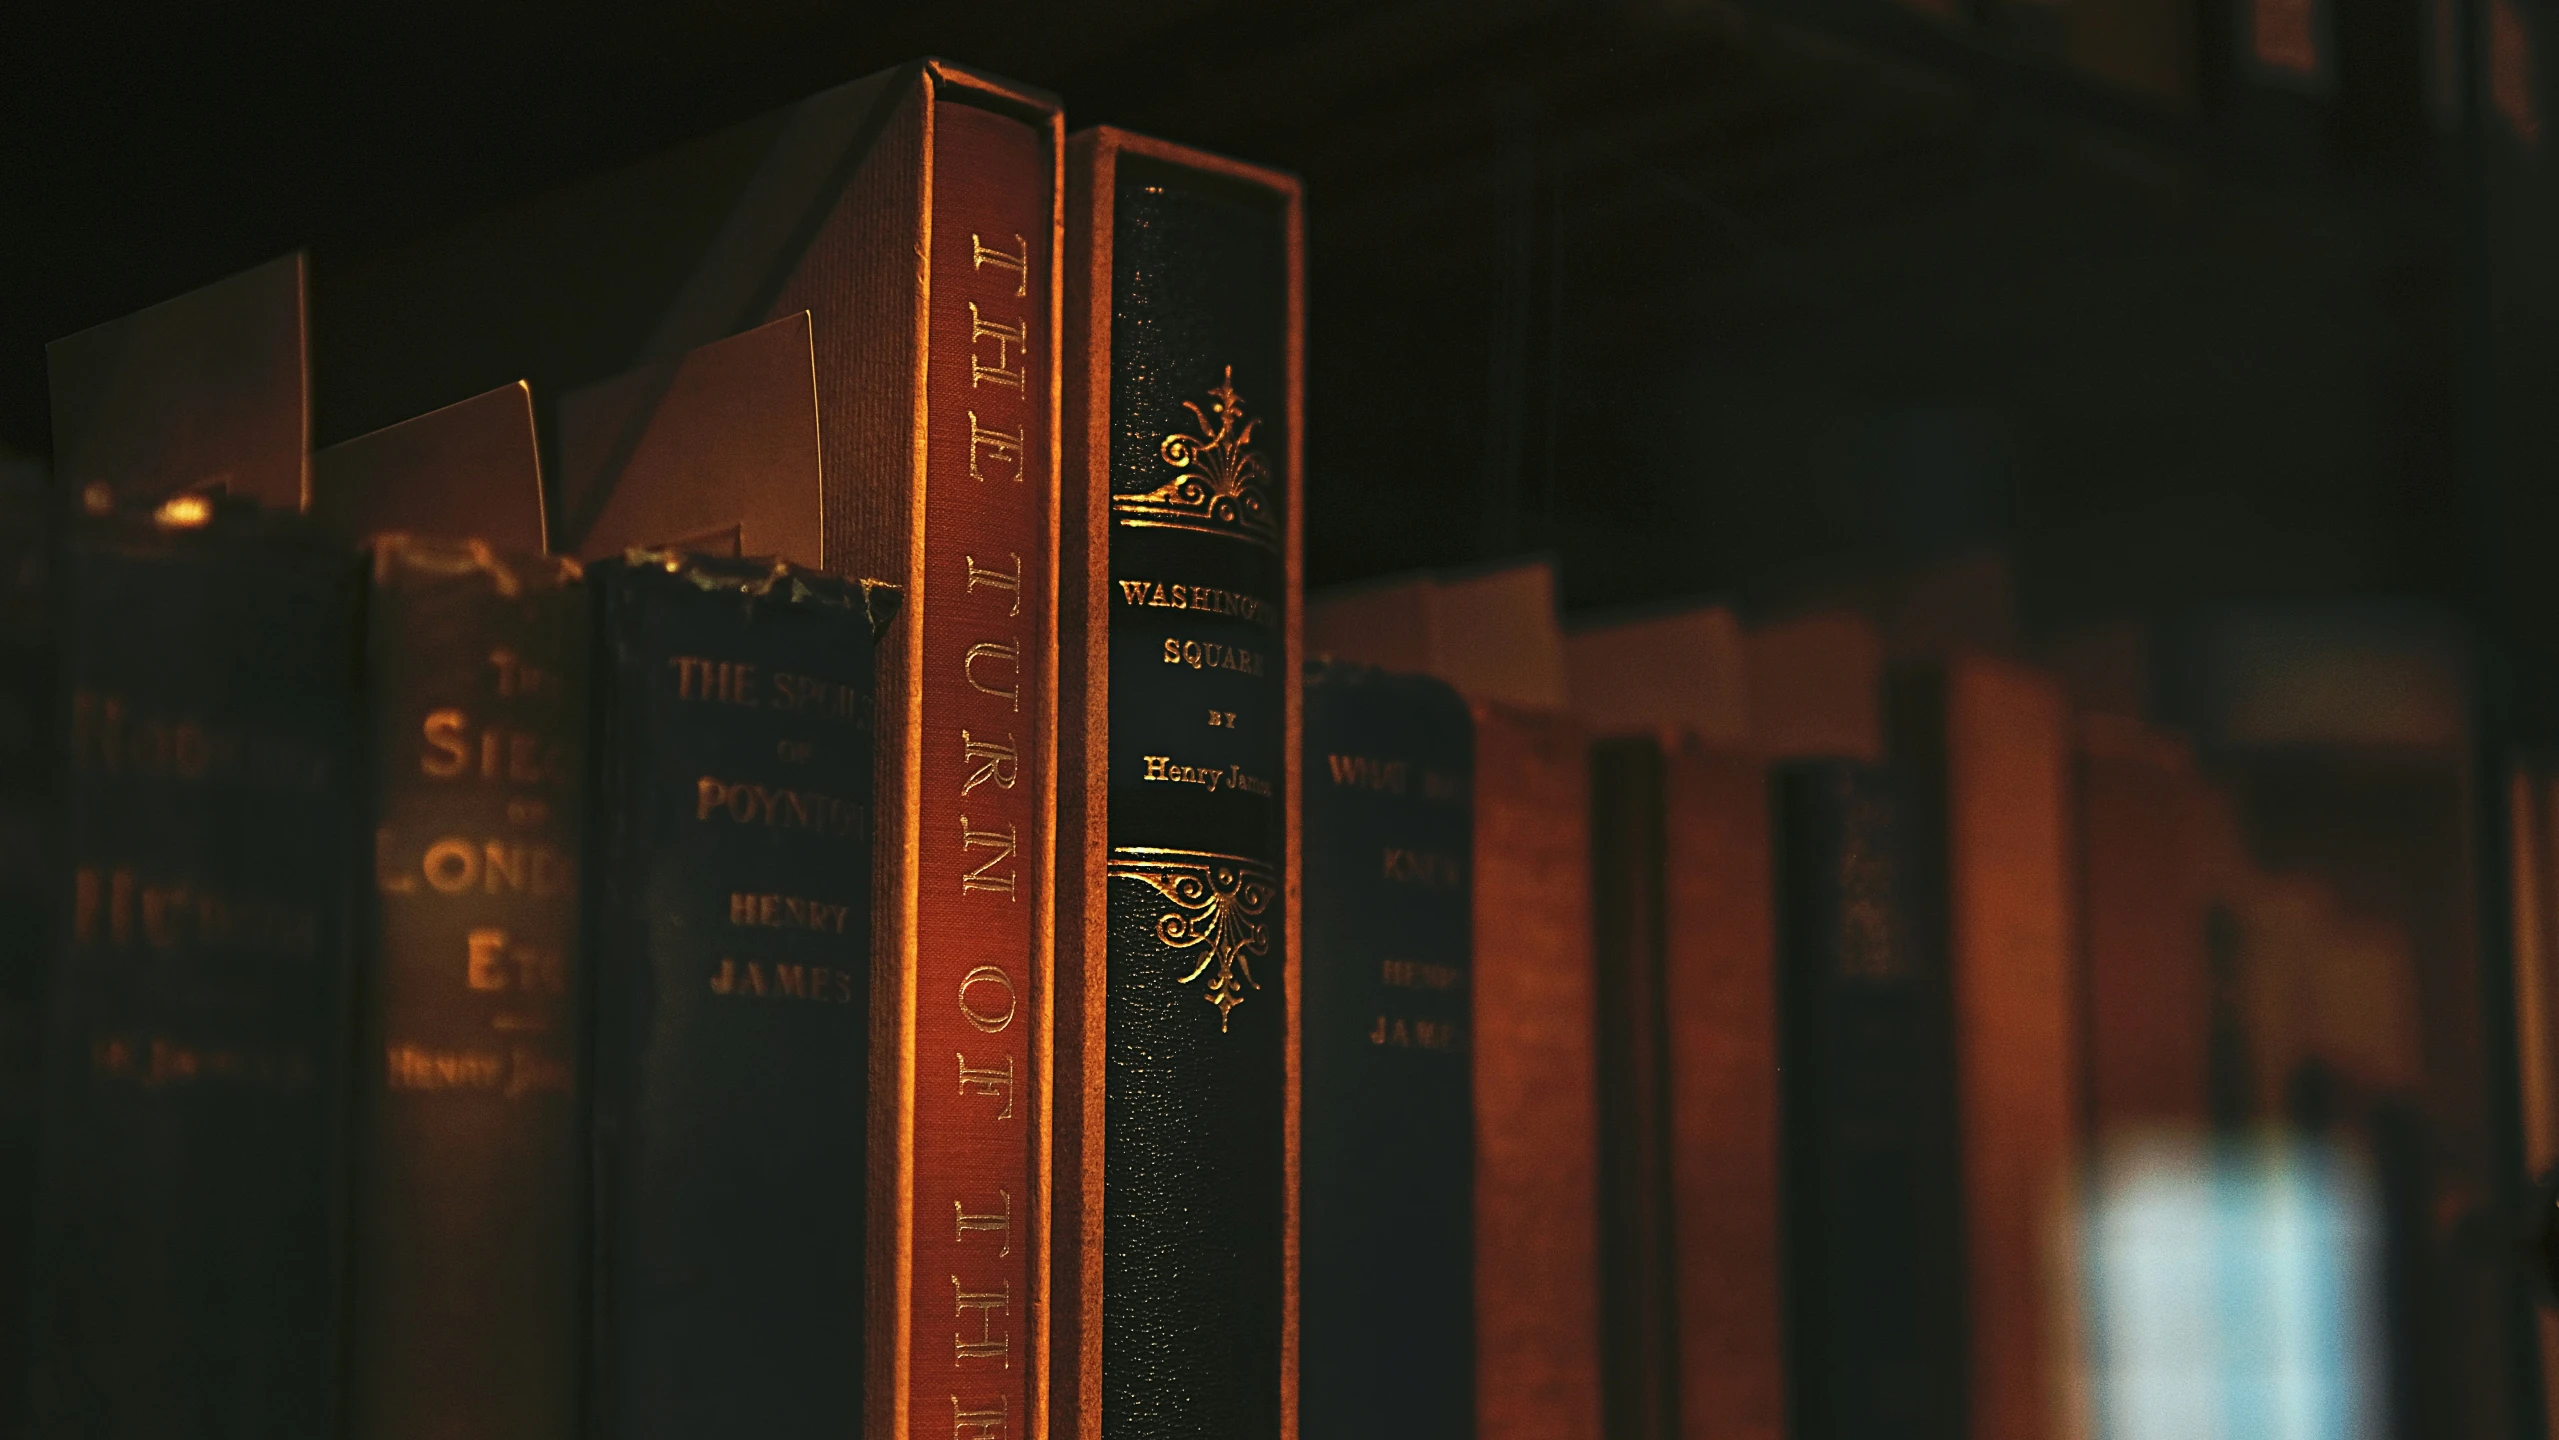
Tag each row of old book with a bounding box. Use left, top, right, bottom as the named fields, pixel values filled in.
left=1, top=58, right=1307, bottom=1440
left=0, top=51, right=2422, bottom=1440
left=1302, top=559, right=2450, bottom=1440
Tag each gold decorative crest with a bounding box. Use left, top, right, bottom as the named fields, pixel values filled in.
left=1113, top=366, right=1278, bottom=550
left=1106, top=847, right=1276, bottom=1031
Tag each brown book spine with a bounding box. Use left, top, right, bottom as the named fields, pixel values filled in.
left=1471, top=704, right=1603, bottom=1440
left=1899, top=658, right=2082, bottom=1440
left=2078, top=719, right=2213, bottom=1133
left=349, top=540, right=587, bottom=1440
left=900, top=95, right=1059, bottom=1440
left=1660, top=742, right=1782, bottom=1440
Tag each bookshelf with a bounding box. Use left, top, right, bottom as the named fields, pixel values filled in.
left=10, top=2, right=2559, bottom=1436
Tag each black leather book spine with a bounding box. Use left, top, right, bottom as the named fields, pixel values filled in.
left=585, top=554, right=878, bottom=1440
left=1589, top=739, right=1679, bottom=1440
left=1772, top=762, right=1964, bottom=1440
left=346, top=540, right=588, bottom=1440
left=1299, top=662, right=1474, bottom=1438
left=1101, top=152, right=1292, bottom=1440
left=32, top=504, right=360, bottom=1440
left=0, top=468, right=56, bottom=1440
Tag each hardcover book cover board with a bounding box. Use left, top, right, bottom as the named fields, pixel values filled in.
left=48, top=253, right=309, bottom=514
left=1307, top=559, right=1566, bottom=712
left=324, top=64, right=1066, bottom=1440
left=1563, top=604, right=1748, bottom=745
left=557, top=314, right=821, bottom=564
left=1059, top=127, right=1302, bottom=1440
left=1744, top=611, right=1884, bottom=763
left=309, top=381, right=547, bottom=553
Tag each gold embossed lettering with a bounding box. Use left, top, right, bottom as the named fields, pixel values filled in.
left=423, top=839, right=478, bottom=895
left=967, top=413, right=1025, bottom=485
left=421, top=709, right=470, bottom=778
left=1159, top=637, right=1264, bottom=677
left=952, top=1279, right=1010, bottom=1365
left=960, top=731, right=1018, bottom=796
left=958, top=966, right=1017, bottom=1034
left=468, top=929, right=507, bottom=991
left=957, top=1052, right=1016, bottom=1118
left=954, top=1188, right=1013, bottom=1255
left=968, top=304, right=1027, bottom=392
left=959, top=818, right=1018, bottom=897
left=1381, top=847, right=1463, bottom=888
left=971, top=232, right=1029, bottom=297
left=964, top=641, right=1021, bottom=710
left=965, top=553, right=1023, bottom=617
left=1382, top=958, right=1462, bottom=990
left=952, top=1398, right=1006, bottom=1440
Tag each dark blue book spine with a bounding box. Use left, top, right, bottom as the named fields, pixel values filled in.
left=1100, top=151, right=1292, bottom=1440
left=1299, top=662, right=1474, bottom=1439
left=1773, top=762, right=1964, bottom=1440
left=0, top=465, right=56, bottom=1440
left=32, top=504, right=360, bottom=1440
left=585, top=554, right=879, bottom=1439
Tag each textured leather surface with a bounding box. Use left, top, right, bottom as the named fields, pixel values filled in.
left=346, top=541, right=588, bottom=1440
left=587, top=556, right=876, bottom=1440
left=1102, top=154, right=1290, bottom=1440
left=1773, top=763, right=1962, bottom=1440
left=33, top=506, right=359, bottom=1440
left=1301, top=663, right=1474, bottom=1439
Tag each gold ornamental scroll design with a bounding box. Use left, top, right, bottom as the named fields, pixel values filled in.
left=1112, top=365, right=1279, bottom=552
left=1106, top=847, right=1277, bottom=1031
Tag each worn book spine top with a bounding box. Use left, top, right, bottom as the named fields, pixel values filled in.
left=1300, top=662, right=1474, bottom=1440
left=1061, top=134, right=1299, bottom=1440
left=586, top=554, right=879, bottom=1440
left=0, top=469, right=55, bottom=1440
left=1774, top=763, right=1963, bottom=1440
left=900, top=91, right=1057, bottom=1440
left=347, top=538, right=588, bottom=1440
left=1589, top=740, right=1680, bottom=1440
left=34, top=502, right=360, bottom=1440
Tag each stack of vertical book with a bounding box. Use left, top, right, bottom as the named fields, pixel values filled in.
left=0, top=50, right=2385, bottom=1440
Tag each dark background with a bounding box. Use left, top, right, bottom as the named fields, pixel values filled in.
left=7, top=0, right=2555, bottom=638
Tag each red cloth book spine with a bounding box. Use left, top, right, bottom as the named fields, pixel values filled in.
left=903, top=97, right=1059, bottom=1440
